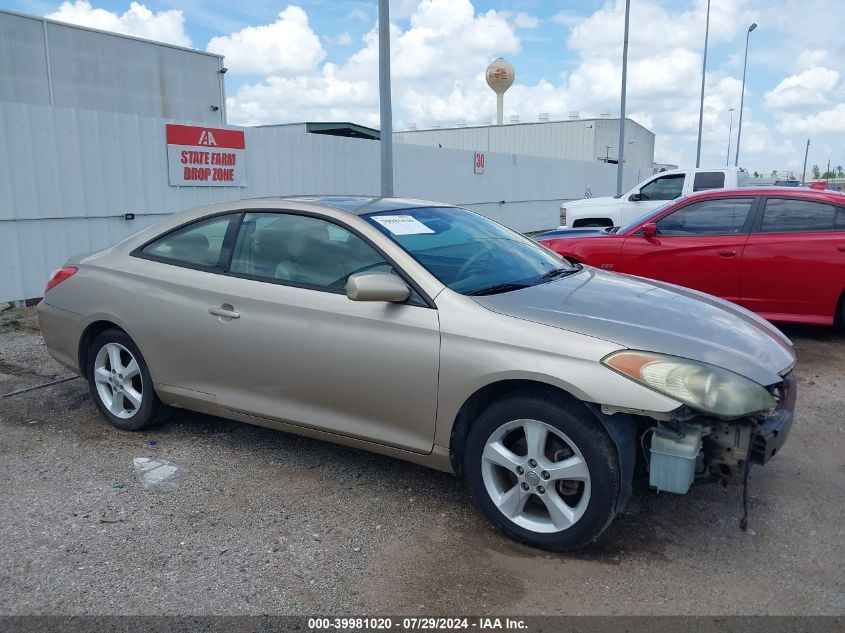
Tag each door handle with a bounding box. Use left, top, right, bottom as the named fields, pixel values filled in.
left=209, top=305, right=240, bottom=319
left=717, top=249, right=737, bottom=257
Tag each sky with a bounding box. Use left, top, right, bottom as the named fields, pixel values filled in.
left=7, top=0, right=845, bottom=175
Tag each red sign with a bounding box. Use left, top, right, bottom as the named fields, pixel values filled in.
left=166, top=124, right=247, bottom=187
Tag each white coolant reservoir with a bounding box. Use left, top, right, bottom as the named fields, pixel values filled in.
left=649, top=425, right=704, bottom=494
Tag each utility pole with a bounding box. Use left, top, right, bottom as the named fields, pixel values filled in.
left=827, top=158, right=831, bottom=184
left=801, top=139, right=810, bottom=184
left=378, top=0, right=394, bottom=197
left=616, top=0, right=631, bottom=196
left=695, top=0, right=711, bottom=168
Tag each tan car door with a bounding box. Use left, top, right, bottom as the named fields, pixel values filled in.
left=202, top=211, right=441, bottom=454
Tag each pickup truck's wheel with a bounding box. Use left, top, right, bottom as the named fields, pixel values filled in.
left=87, top=329, right=169, bottom=431
left=465, top=391, right=620, bottom=551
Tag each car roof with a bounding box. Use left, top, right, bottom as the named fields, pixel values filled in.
left=685, top=186, right=845, bottom=204
left=249, top=195, right=454, bottom=215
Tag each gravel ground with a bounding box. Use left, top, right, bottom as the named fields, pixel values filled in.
left=0, top=305, right=843, bottom=615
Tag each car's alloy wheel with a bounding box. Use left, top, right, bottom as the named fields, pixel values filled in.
left=465, top=391, right=620, bottom=551
left=481, top=419, right=591, bottom=533
left=87, top=329, right=170, bottom=431
left=93, top=342, right=143, bottom=419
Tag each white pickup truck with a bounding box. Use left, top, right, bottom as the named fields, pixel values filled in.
left=560, top=167, right=749, bottom=228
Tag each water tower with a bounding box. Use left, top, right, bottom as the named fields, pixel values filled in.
left=485, top=58, right=515, bottom=125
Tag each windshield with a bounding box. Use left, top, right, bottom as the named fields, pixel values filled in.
left=616, top=198, right=685, bottom=234
left=363, top=207, right=577, bottom=295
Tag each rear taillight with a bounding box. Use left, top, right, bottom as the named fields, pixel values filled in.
left=45, top=267, right=78, bottom=293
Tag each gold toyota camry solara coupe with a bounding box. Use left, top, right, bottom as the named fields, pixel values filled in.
left=39, top=196, right=797, bottom=550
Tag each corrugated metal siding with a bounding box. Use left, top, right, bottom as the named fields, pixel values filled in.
left=0, top=12, right=51, bottom=106
left=0, top=9, right=223, bottom=123
left=395, top=119, right=655, bottom=173
left=0, top=105, right=641, bottom=301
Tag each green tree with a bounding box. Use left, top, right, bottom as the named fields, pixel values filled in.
left=812, top=164, right=821, bottom=179
left=753, top=171, right=760, bottom=178
left=837, top=165, right=843, bottom=177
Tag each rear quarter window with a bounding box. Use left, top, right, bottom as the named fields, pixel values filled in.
left=760, top=198, right=836, bottom=233
left=693, top=171, right=726, bottom=191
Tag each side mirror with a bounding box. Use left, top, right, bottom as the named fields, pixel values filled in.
left=346, top=272, right=410, bottom=303
left=629, top=193, right=644, bottom=202
left=642, top=223, right=658, bottom=238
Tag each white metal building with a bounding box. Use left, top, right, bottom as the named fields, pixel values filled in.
left=0, top=8, right=226, bottom=123
left=395, top=117, right=656, bottom=177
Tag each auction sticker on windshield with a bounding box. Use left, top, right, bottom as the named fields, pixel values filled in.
left=371, top=215, right=435, bottom=235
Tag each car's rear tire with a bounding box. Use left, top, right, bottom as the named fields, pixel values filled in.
left=86, top=329, right=169, bottom=431
left=464, top=390, right=620, bottom=551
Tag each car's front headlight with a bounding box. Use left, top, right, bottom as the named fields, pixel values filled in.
left=602, top=351, right=775, bottom=418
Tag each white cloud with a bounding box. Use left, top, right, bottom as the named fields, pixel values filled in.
left=46, top=0, right=191, bottom=47
left=551, top=10, right=582, bottom=27
left=764, top=66, right=839, bottom=110
left=778, top=104, right=845, bottom=134
left=514, top=12, right=539, bottom=29
left=326, top=32, right=353, bottom=46
left=206, top=6, right=325, bottom=76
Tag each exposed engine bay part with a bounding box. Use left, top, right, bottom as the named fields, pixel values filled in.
left=703, top=420, right=755, bottom=485
left=648, top=423, right=704, bottom=494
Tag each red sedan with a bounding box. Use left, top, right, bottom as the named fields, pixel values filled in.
left=537, top=187, right=845, bottom=325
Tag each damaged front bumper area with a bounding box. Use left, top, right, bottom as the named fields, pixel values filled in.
left=647, top=372, right=796, bottom=494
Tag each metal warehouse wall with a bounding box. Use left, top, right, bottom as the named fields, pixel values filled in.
left=394, top=119, right=655, bottom=173
left=0, top=105, right=640, bottom=302
left=0, top=9, right=225, bottom=124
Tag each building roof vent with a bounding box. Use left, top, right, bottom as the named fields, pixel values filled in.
left=600, top=110, right=611, bottom=118
left=456, top=119, right=466, bottom=128
left=482, top=118, right=492, bottom=126
left=510, top=115, right=520, bottom=124
left=568, top=111, right=580, bottom=120
left=431, top=122, right=441, bottom=129
left=407, top=122, right=417, bottom=130
left=538, top=112, right=549, bottom=122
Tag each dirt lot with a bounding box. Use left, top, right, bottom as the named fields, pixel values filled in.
left=0, top=305, right=843, bottom=616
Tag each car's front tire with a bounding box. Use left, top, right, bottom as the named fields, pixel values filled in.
left=465, top=390, right=620, bottom=551
left=87, top=329, right=169, bottom=431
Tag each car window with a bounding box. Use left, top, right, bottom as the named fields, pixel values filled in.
left=837, top=208, right=845, bottom=229
left=693, top=171, right=725, bottom=192
left=638, top=174, right=685, bottom=201
left=363, top=206, right=573, bottom=295
left=655, top=198, right=754, bottom=236
left=139, top=215, right=233, bottom=269
left=760, top=198, right=836, bottom=233
left=229, top=212, right=391, bottom=290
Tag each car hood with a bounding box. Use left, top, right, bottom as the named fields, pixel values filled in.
left=566, top=196, right=620, bottom=208
left=473, top=267, right=795, bottom=386
left=535, top=228, right=612, bottom=241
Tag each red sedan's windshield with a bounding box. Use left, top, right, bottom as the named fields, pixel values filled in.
left=617, top=198, right=686, bottom=233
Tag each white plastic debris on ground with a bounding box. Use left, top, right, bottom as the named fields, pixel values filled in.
left=133, top=457, right=186, bottom=491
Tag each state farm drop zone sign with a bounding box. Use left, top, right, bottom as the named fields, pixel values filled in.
left=166, top=124, right=247, bottom=187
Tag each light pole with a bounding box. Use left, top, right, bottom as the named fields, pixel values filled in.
left=726, top=107, right=735, bottom=167
left=378, top=0, right=394, bottom=197
left=616, top=0, right=631, bottom=196
left=801, top=139, right=809, bottom=184
left=695, top=0, right=711, bottom=168
left=734, top=22, right=757, bottom=167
